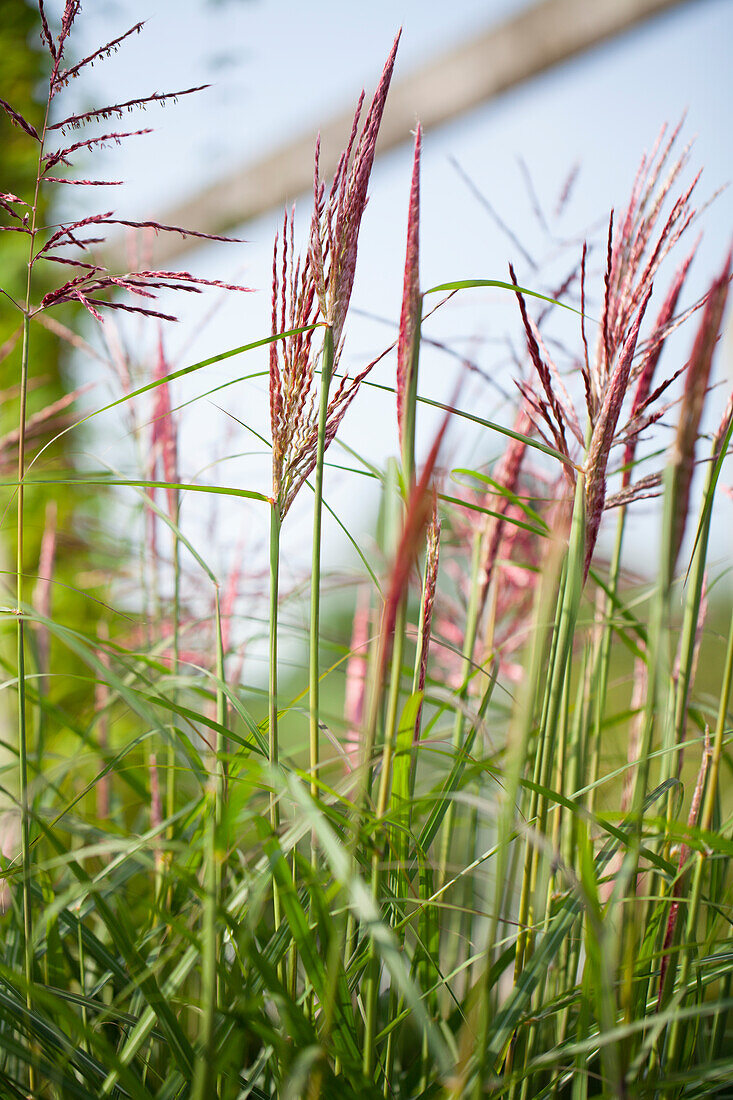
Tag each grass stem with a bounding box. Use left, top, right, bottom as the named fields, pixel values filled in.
left=309, top=326, right=335, bottom=806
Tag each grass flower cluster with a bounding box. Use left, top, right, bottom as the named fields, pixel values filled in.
left=0, top=5, right=731, bottom=1098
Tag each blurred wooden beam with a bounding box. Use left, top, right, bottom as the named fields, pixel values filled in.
left=108, top=0, right=690, bottom=266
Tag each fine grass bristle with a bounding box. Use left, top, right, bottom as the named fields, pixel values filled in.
left=0, top=7, right=731, bottom=1100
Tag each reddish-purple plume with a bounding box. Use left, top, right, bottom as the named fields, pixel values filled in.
left=309, top=32, right=400, bottom=347
left=0, top=10, right=244, bottom=330
left=269, top=153, right=400, bottom=520
left=396, top=124, right=422, bottom=456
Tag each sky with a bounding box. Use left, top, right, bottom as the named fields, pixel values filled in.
left=37, top=0, right=733, bottom=600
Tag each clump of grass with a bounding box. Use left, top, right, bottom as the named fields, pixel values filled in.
left=0, top=6, right=731, bottom=1100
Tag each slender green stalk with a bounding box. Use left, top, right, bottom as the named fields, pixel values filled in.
left=622, top=461, right=677, bottom=970
left=375, top=603, right=408, bottom=826
left=365, top=588, right=411, bottom=1081
left=17, top=314, right=33, bottom=1022
left=664, top=603, right=733, bottom=1068
left=269, top=504, right=281, bottom=834
left=192, top=587, right=227, bottom=1100
left=16, top=92, right=51, bottom=1092
left=515, top=475, right=585, bottom=987
left=77, top=910, right=89, bottom=1055
left=408, top=548, right=432, bottom=805
left=588, top=505, right=627, bottom=818
left=438, top=533, right=483, bottom=890
left=469, top=549, right=562, bottom=1100
left=269, top=503, right=287, bottom=976
left=363, top=600, right=409, bottom=1081
left=309, top=326, right=335, bottom=804
left=364, top=289, right=422, bottom=1085
left=166, top=493, right=181, bottom=871
left=512, top=561, right=566, bottom=983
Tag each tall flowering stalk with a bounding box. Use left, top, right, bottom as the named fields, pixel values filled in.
left=378, top=125, right=423, bottom=818
left=306, top=35, right=399, bottom=802
left=0, top=4, right=246, bottom=1092
left=505, top=127, right=710, bottom=1022
left=264, top=40, right=399, bottom=974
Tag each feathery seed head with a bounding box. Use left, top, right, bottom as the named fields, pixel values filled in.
left=308, top=33, right=400, bottom=348
left=0, top=8, right=244, bottom=325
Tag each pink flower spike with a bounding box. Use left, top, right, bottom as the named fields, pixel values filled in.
left=396, top=124, right=422, bottom=458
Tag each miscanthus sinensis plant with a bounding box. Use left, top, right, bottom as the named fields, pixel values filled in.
left=0, top=4, right=731, bottom=1099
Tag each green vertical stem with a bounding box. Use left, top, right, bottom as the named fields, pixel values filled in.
left=364, top=293, right=422, bottom=1084
left=363, top=292, right=420, bottom=1082
left=626, top=464, right=676, bottom=878
left=77, top=912, right=89, bottom=1055
left=438, top=533, right=483, bottom=889
left=470, top=550, right=562, bottom=1100
left=588, top=507, right=626, bottom=818
left=375, top=601, right=407, bottom=824
left=408, top=547, right=432, bottom=805
left=166, top=495, right=181, bottom=865
left=18, top=101, right=48, bottom=1085
left=659, top=432, right=721, bottom=800
left=269, top=504, right=283, bottom=942
left=620, top=463, right=677, bottom=1038
left=364, top=581, right=408, bottom=1081
left=17, top=314, right=33, bottom=1023
left=269, top=504, right=281, bottom=832
left=309, top=325, right=335, bottom=805
left=664, top=605, right=733, bottom=1069
left=516, top=474, right=585, bottom=981
left=192, top=587, right=226, bottom=1100
left=512, top=561, right=566, bottom=984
